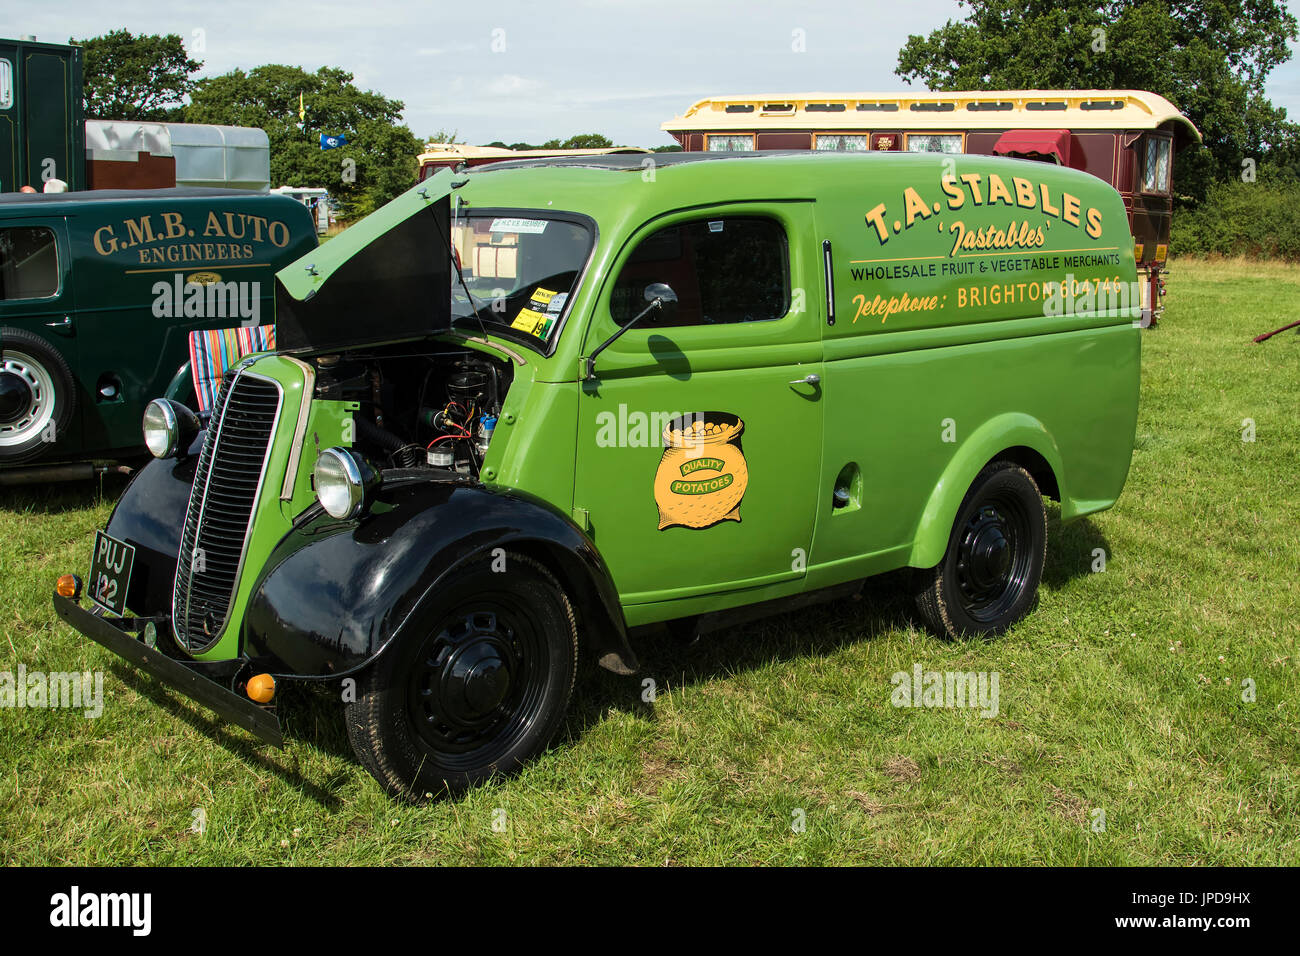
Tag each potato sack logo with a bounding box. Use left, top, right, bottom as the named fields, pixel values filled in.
left=654, top=412, right=749, bottom=530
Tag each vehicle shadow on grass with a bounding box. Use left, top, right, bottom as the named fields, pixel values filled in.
left=567, top=511, right=1113, bottom=739
left=1041, top=509, right=1112, bottom=591
left=107, top=661, right=353, bottom=809
left=0, top=472, right=132, bottom=516
left=566, top=570, right=919, bottom=739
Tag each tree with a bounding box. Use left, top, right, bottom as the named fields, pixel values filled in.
left=422, top=129, right=461, bottom=147
left=895, top=0, right=1300, bottom=200
left=558, top=133, right=613, bottom=149
left=186, top=65, right=420, bottom=219
left=72, top=29, right=202, bottom=121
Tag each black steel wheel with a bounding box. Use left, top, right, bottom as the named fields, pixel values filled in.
left=345, top=552, right=578, bottom=800
left=912, top=461, right=1047, bottom=638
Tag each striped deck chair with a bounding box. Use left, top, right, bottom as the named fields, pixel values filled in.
left=188, top=325, right=277, bottom=412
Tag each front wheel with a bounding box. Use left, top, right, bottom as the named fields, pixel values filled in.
left=912, top=461, right=1047, bottom=639
left=345, top=552, right=578, bottom=800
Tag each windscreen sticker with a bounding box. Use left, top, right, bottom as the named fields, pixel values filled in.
left=510, top=287, right=560, bottom=337
left=490, top=217, right=548, bottom=235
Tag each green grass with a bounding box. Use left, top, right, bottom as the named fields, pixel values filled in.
left=2, top=257, right=1297, bottom=865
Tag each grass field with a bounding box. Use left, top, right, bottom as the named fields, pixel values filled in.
left=2, top=258, right=1297, bottom=865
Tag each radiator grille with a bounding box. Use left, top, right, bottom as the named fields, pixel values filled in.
left=172, top=370, right=282, bottom=653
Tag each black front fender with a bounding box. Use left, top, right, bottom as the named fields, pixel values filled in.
left=242, top=477, right=637, bottom=679
left=105, top=452, right=197, bottom=616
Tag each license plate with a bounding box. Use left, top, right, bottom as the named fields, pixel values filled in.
left=88, top=530, right=135, bottom=617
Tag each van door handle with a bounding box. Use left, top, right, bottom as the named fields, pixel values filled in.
left=45, top=316, right=73, bottom=334
left=788, top=373, right=820, bottom=386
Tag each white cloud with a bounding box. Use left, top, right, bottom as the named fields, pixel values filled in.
left=484, top=74, right=542, bottom=97
left=15, top=0, right=1300, bottom=146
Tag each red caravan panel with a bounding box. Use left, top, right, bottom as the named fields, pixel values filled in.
left=756, top=132, right=812, bottom=150
left=992, top=129, right=1071, bottom=166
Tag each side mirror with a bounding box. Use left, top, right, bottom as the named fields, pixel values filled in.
left=584, top=283, right=679, bottom=381
left=644, top=282, right=676, bottom=301
left=643, top=282, right=679, bottom=325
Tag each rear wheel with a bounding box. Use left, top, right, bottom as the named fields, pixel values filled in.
left=345, top=552, right=578, bottom=800
left=913, top=461, right=1047, bottom=638
left=0, top=328, right=76, bottom=463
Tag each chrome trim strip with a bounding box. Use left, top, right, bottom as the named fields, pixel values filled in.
left=280, top=357, right=316, bottom=501
left=172, top=370, right=236, bottom=649
left=823, top=239, right=835, bottom=326
left=219, top=371, right=284, bottom=649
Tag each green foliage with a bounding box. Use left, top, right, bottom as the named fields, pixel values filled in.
left=1173, top=176, right=1300, bottom=260
left=185, top=65, right=420, bottom=220
left=492, top=133, right=617, bottom=151
left=72, top=29, right=202, bottom=121
left=896, top=1, right=1300, bottom=202
left=556, top=133, right=614, bottom=149
left=422, top=130, right=461, bottom=147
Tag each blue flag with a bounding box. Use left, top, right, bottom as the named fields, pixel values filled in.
left=319, top=133, right=347, bottom=150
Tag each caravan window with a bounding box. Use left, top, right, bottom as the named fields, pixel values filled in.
left=0, top=60, right=12, bottom=110
left=706, top=135, right=754, bottom=151
left=1141, top=137, right=1172, bottom=194
left=907, top=134, right=963, bottom=153
left=816, top=134, right=868, bottom=151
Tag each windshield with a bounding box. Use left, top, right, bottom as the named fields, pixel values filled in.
left=450, top=212, right=593, bottom=347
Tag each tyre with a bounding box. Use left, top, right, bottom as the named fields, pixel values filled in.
left=345, top=552, right=578, bottom=800
left=0, top=327, right=76, bottom=464
left=913, top=461, right=1047, bottom=639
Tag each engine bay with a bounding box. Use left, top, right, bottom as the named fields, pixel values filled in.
left=310, top=347, right=513, bottom=478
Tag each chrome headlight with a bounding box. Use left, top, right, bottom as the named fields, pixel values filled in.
left=142, top=398, right=198, bottom=459
left=313, top=447, right=376, bottom=520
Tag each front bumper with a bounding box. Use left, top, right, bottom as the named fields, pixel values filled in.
left=52, top=593, right=283, bottom=747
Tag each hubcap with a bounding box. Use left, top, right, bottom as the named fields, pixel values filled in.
left=0, top=371, right=32, bottom=425
left=0, top=352, right=56, bottom=447
left=406, top=604, right=548, bottom=768
left=954, top=496, right=1033, bottom=623
left=439, top=621, right=513, bottom=723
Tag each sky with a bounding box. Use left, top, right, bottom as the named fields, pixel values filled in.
left=7, top=0, right=1300, bottom=148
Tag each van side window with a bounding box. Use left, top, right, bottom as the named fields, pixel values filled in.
left=610, top=217, right=789, bottom=328
left=0, top=227, right=60, bottom=300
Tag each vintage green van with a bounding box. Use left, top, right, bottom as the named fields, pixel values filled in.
left=0, top=188, right=315, bottom=479
left=53, top=152, right=1140, bottom=798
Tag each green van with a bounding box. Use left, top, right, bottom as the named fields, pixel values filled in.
left=0, top=188, right=316, bottom=479
left=54, top=152, right=1140, bottom=798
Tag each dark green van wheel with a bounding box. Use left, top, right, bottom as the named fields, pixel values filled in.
left=913, top=461, right=1047, bottom=639
left=345, top=552, right=578, bottom=801
left=0, top=328, right=76, bottom=464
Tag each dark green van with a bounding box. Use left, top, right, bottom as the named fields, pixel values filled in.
left=0, top=188, right=316, bottom=481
